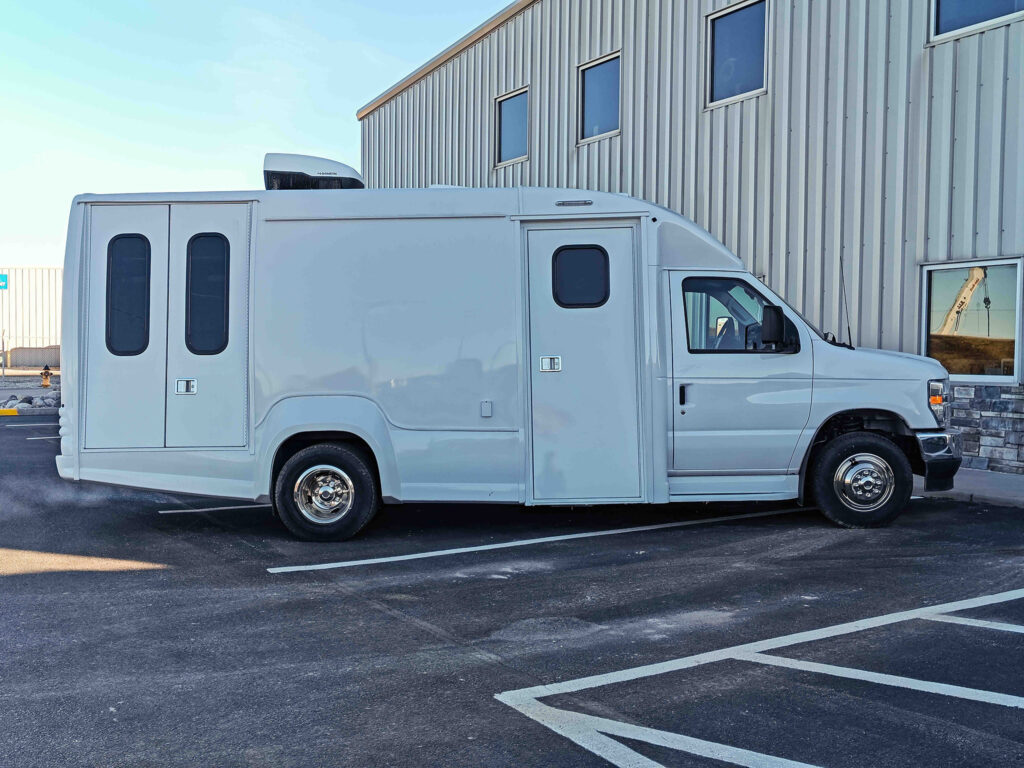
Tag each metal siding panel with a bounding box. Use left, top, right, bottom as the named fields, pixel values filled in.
left=786, top=0, right=810, bottom=312
left=859, top=0, right=889, bottom=348
left=882, top=0, right=912, bottom=351
left=804, top=0, right=830, bottom=331
left=1004, top=24, right=1024, bottom=254
left=975, top=27, right=1008, bottom=258
left=950, top=34, right=981, bottom=259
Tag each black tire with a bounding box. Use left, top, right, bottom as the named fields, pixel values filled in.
left=273, top=443, right=380, bottom=541
left=810, top=431, right=912, bottom=528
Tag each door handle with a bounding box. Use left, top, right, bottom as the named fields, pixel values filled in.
left=678, top=384, right=686, bottom=405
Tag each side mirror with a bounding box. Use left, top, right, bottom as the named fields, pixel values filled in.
left=761, top=305, right=785, bottom=346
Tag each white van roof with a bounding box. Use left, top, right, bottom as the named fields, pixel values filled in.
left=70, top=187, right=743, bottom=271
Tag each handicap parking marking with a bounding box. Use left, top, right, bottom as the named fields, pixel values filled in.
left=266, top=508, right=802, bottom=574
left=495, top=587, right=1024, bottom=768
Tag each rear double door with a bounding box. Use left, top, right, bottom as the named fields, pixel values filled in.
left=84, top=203, right=250, bottom=449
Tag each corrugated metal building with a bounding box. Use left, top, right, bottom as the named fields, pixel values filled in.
left=358, top=0, right=1024, bottom=472
left=0, top=267, right=62, bottom=368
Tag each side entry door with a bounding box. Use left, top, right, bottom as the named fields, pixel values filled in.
left=528, top=227, right=642, bottom=501
left=165, top=204, right=250, bottom=448
left=670, top=271, right=812, bottom=477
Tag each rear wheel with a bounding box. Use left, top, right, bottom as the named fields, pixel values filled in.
left=273, top=443, right=380, bottom=541
left=810, top=431, right=912, bottom=528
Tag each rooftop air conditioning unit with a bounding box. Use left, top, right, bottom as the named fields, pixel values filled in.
left=263, top=153, right=365, bottom=190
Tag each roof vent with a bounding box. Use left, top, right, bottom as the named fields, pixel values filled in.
left=263, top=153, right=365, bottom=190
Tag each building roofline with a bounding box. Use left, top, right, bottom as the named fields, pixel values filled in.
left=356, top=0, right=538, bottom=120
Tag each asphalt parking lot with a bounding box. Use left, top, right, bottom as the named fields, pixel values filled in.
left=2, top=413, right=1023, bottom=767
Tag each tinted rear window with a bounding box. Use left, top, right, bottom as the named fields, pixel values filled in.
left=106, top=234, right=151, bottom=356
left=186, top=233, right=230, bottom=355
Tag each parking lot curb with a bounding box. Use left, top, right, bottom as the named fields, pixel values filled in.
left=0, top=407, right=59, bottom=417
left=923, top=490, right=1024, bottom=509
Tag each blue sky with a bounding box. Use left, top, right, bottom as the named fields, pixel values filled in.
left=0, top=0, right=508, bottom=267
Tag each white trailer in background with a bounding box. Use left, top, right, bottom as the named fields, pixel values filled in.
left=57, top=159, right=961, bottom=540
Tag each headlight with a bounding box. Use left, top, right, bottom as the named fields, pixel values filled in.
left=928, top=379, right=949, bottom=427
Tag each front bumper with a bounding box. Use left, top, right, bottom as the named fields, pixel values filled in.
left=915, top=430, right=963, bottom=491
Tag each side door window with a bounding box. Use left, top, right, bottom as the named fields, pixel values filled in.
left=682, top=276, right=798, bottom=353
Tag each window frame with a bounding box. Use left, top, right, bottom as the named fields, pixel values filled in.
left=185, top=232, right=231, bottom=356
left=704, top=0, right=771, bottom=110
left=919, top=257, right=1024, bottom=384
left=681, top=275, right=800, bottom=355
left=105, top=233, right=152, bottom=357
left=928, top=0, right=1024, bottom=44
left=552, top=244, right=610, bottom=309
left=577, top=51, right=622, bottom=146
left=495, top=86, right=529, bottom=168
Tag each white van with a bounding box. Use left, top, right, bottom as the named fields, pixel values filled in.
left=57, top=170, right=961, bottom=540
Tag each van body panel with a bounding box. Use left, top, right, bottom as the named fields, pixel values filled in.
left=252, top=216, right=520, bottom=433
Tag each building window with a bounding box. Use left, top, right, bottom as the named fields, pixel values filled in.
left=923, top=260, right=1022, bottom=381
left=552, top=246, right=609, bottom=308
left=579, top=54, right=620, bottom=141
left=106, top=234, right=151, bottom=356
left=932, top=0, right=1024, bottom=40
left=496, top=88, right=528, bottom=165
left=186, top=233, right=230, bottom=355
left=706, top=0, right=768, bottom=107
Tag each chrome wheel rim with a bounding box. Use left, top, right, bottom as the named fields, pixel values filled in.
left=293, top=465, right=355, bottom=524
left=833, top=452, right=895, bottom=513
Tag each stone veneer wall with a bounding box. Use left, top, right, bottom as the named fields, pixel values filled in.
left=950, top=385, right=1024, bottom=474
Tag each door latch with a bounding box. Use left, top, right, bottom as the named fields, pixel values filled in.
left=175, top=378, right=197, bottom=395
left=539, top=356, right=562, bottom=372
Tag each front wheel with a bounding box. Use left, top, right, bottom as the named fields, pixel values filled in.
left=810, top=431, right=912, bottom=528
left=274, top=443, right=380, bottom=541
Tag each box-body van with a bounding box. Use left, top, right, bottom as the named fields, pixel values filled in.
left=57, top=187, right=961, bottom=539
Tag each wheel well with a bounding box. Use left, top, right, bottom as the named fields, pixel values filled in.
left=800, top=410, right=922, bottom=503
left=271, top=432, right=381, bottom=491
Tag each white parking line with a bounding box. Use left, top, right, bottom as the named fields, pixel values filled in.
left=4, top=423, right=59, bottom=428
left=25, top=436, right=59, bottom=440
left=496, top=587, right=1024, bottom=768
left=266, top=508, right=801, bottom=574
left=734, top=652, right=1024, bottom=709
left=158, top=504, right=271, bottom=515
left=922, top=613, right=1024, bottom=634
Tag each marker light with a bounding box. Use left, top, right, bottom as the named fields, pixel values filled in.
left=928, top=379, right=949, bottom=427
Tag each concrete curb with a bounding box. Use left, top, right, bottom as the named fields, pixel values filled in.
left=921, top=490, right=1023, bottom=508
left=914, top=469, right=1024, bottom=510
left=0, top=408, right=59, bottom=417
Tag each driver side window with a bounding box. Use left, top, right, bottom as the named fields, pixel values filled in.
left=682, top=276, right=797, bottom=353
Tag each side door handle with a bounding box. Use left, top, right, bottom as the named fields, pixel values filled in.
left=678, top=384, right=685, bottom=405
